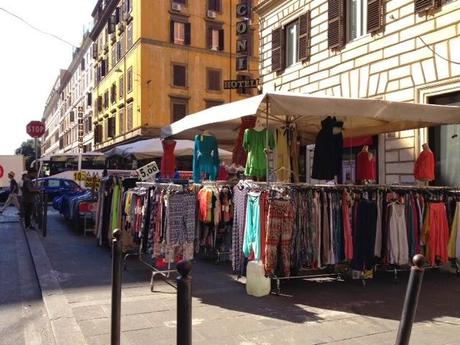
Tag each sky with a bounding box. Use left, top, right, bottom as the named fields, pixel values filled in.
left=0, top=0, right=96, bottom=154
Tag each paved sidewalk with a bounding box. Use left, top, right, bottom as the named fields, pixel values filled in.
left=27, top=210, right=460, bottom=345
left=0, top=208, right=55, bottom=345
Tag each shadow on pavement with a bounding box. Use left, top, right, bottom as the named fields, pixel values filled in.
left=36, top=212, right=460, bottom=325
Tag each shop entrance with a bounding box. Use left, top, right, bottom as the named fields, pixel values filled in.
left=428, top=90, right=460, bottom=186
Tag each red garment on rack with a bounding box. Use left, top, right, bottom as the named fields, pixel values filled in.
left=414, top=150, right=435, bottom=181
left=342, top=191, right=353, bottom=261
left=161, top=140, right=176, bottom=178
left=232, top=116, right=256, bottom=166
left=356, top=151, right=375, bottom=181
left=426, top=203, right=449, bottom=266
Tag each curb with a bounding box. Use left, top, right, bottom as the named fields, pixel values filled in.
left=22, top=224, right=87, bottom=345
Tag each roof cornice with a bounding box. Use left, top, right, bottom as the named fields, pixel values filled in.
left=254, top=0, right=286, bottom=16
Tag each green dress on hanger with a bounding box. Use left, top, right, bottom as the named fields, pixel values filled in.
left=243, top=128, right=275, bottom=178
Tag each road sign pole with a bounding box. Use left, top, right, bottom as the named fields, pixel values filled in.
left=34, top=138, right=38, bottom=162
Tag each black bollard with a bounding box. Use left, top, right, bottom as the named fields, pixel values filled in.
left=395, top=254, right=425, bottom=345
left=177, top=260, right=192, bottom=345
left=111, top=229, right=123, bottom=345
left=42, top=192, right=47, bottom=237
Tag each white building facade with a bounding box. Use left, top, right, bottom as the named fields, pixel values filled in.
left=256, top=0, right=460, bottom=185
left=43, top=35, right=95, bottom=155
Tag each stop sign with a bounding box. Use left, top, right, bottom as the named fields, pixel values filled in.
left=0, top=165, right=3, bottom=179
left=26, top=121, right=45, bottom=138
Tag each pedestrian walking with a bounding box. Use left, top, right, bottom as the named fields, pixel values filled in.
left=0, top=171, right=20, bottom=214
left=22, top=169, right=39, bottom=230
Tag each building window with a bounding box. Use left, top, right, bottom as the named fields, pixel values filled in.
left=118, top=108, right=125, bottom=134
left=127, top=102, right=133, bottom=131
left=119, top=76, right=124, bottom=99
left=347, top=0, right=367, bottom=41
left=173, top=0, right=186, bottom=4
left=207, top=0, right=221, bottom=12
left=104, top=90, right=109, bottom=109
left=111, top=44, right=117, bottom=68
left=272, top=12, right=311, bottom=72
left=111, top=83, right=117, bottom=104
left=172, top=64, right=187, bottom=88
left=170, top=18, right=191, bottom=45
left=205, top=100, right=223, bottom=109
left=171, top=97, right=188, bottom=122
left=206, top=24, right=224, bottom=51
left=285, top=20, right=299, bottom=67
left=127, top=67, right=133, bottom=93
left=107, top=117, right=116, bottom=139
left=119, top=32, right=126, bottom=57
left=207, top=68, right=221, bottom=91
left=127, top=22, right=133, bottom=49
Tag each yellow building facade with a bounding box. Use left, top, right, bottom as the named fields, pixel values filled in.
left=90, top=0, right=259, bottom=150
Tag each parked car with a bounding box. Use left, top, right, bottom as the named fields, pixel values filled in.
left=33, top=178, right=83, bottom=201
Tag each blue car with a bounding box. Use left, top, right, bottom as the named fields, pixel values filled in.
left=34, top=178, right=83, bottom=201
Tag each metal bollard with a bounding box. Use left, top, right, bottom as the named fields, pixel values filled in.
left=177, top=260, right=192, bottom=345
left=395, top=254, right=425, bottom=345
left=42, top=192, right=48, bottom=237
left=111, top=229, right=123, bottom=345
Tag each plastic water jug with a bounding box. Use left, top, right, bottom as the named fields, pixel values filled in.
left=246, top=261, right=270, bottom=297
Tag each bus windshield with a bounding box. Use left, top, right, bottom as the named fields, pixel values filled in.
left=39, top=153, right=107, bottom=178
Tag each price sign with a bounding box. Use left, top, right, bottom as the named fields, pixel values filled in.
left=74, top=171, right=87, bottom=182
left=136, top=161, right=159, bottom=181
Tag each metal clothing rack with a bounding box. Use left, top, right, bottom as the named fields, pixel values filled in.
left=123, top=181, right=187, bottom=292
left=270, top=269, right=345, bottom=295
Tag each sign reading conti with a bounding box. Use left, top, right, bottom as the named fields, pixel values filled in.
left=236, top=2, right=251, bottom=71
left=223, top=79, right=259, bottom=90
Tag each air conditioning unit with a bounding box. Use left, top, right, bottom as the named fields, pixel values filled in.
left=171, top=2, right=182, bottom=11
left=207, top=10, right=217, bottom=19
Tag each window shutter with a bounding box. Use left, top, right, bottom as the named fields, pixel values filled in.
left=206, top=26, right=212, bottom=49
left=184, top=23, right=191, bottom=45
left=367, top=0, right=384, bottom=33
left=170, top=20, right=175, bottom=43
left=173, top=65, right=186, bottom=87
left=414, top=0, right=440, bottom=13
left=328, top=0, right=345, bottom=49
left=271, top=27, right=283, bottom=72
left=298, top=11, right=311, bottom=61
left=218, top=29, right=224, bottom=50
left=87, top=92, right=92, bottom=107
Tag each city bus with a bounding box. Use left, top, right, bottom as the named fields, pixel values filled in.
left=33, top=153, right=133, bottom=188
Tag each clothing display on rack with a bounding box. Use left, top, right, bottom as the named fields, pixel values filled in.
left=231, top=182, right=456, bottom=279
left=275, top=128, right=291, bottom=182
left=121, top=183, right=197, bottom=263
left=197, top=184, right=233, bottom=254
left=161, top=139, right=176, bottom=178
left=233, top=116, right=257, bottom=167
left=193, top=133, right=220, bottom=183
left=448, top=202, right=460, bottom=258
left=243, top=128, right=275, bottom=179
left=95, top=176, right=138, bottom=248
left=311, top=117, right=343, bottom=181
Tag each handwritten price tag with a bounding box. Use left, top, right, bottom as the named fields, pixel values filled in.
left=136, top=161, right=159, bottom=181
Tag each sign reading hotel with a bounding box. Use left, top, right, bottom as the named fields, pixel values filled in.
left=236, top=2, right=250, bottom=71
left=224, top=78, right=259, bottom=90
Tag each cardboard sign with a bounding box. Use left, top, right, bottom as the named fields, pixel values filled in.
left=136, top=161, right=159, bottom=181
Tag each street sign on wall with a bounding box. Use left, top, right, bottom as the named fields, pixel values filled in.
left=26, top=121, right=45, bottom=138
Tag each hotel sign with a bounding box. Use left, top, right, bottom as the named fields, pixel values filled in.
left=223, top=78, right=259, bottom=90
left=236, top=2, right=251, bottom=71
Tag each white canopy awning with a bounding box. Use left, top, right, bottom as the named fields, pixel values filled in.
left=104, top=138, right=233, bottom=160
left=161, top=91, right=460, bottom=144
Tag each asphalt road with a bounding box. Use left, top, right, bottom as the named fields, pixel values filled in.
left=0, top=209, right=55, bottom=345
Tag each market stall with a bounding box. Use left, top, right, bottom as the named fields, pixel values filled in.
left=162, top=92, right=460, bottom=292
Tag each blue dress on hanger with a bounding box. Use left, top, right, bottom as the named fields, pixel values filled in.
left=193, top=134, right=220, bottom=183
